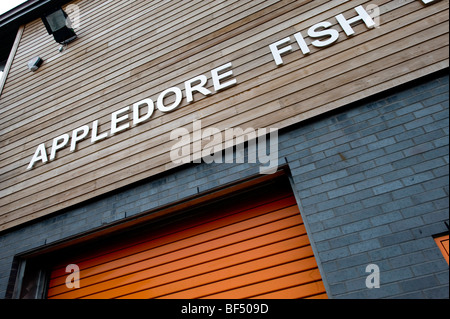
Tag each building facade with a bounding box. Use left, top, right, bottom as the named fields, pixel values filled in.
left=0, top=0, right=448, bottom=299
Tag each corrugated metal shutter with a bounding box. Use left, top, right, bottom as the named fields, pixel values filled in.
left=47, top=184, right=327, bottom=299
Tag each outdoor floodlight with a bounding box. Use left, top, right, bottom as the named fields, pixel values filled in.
left=27, top=56, right=43, bottom=72
left=41, top=8, right=77, bottom=44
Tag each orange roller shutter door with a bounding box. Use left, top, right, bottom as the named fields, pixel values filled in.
left=47, top=182, right=328, bottom=299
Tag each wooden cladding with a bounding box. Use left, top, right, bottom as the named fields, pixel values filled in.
left=0, top=0, right=449, bottom=231
left=47, top=184, right=327, bottom=299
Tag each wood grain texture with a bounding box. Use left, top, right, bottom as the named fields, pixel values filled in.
left=47, top=191, right=326, bottom=299
left=0, top=0, right=448, bottom=231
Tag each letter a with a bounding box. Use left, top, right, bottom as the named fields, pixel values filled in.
left=66, top=264, right=80, bottom=289
left=365, top=264, right=380, bottom=289
left=170, top=127, right=191, bottom=164
left=27, top=143, right=48, bottom=170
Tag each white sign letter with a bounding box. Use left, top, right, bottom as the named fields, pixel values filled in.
left=27, top=144, right=49, bottom=170
left=50, top=134, right=70, bottom=161
left=71, top=125, right=89, bottom=152
left=366, top=4, right=381, bottom=29
left=269, top=37, right=292, bottom=66
left=336, top=5, right=376, bottom=36
left=211, top=62, right=237, bottom=91
left=157, top=87, right=183, bottom=113
left=111, top=106, right=130, bottom=135
left=185, top=75, right=212, bottom=103
left=308, top=22, right=340, bottom=48
left=133, top=99, right=154, bottom=126
left=91, top=120, right=108, bottom=143
left=293, top=32, right=311, bottom=55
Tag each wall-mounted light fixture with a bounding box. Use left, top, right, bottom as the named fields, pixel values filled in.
left=41, top=8, right=77, bottom=45
left=27, top=56, right=43, bottom=72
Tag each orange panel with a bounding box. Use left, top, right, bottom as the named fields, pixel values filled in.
left=50, top=190, right=297, bottom=275
left=154, top=258, right=320, bottom=300
left=435, top=235, right=449, bottom=264
left=201, top=269, right=325, bottom=299
left=249, top=280, right=327, bottom=299
left=49, top=196, right=297, bottom=280
left=306, top=293, right=328, bottom=299
left=48, top=212, right=304, bottom=296
left=50, top=226, right=308, bottom=299
left=47, top=184, right=327, bottom=299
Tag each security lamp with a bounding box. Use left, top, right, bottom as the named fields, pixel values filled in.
left=28, top=57, right=43, bottom=72
left=42, top=8, right=77, bottom=44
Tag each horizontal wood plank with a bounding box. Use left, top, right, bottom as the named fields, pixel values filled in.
left=0, top=0, right=448, bottom=231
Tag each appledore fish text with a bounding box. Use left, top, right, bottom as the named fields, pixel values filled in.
left=27, top=4, right=411, bottom=170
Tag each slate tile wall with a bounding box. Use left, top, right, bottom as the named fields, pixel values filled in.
left=0, top=71, right=448, bottom=299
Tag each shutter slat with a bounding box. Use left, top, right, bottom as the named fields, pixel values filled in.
left=48, top=204, right=301, bottom=294
left=49, top=223, right=307, bottom=298
left=50, top=195, right=296, bottom=279
left=47, top=185, right=327, bottom=299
